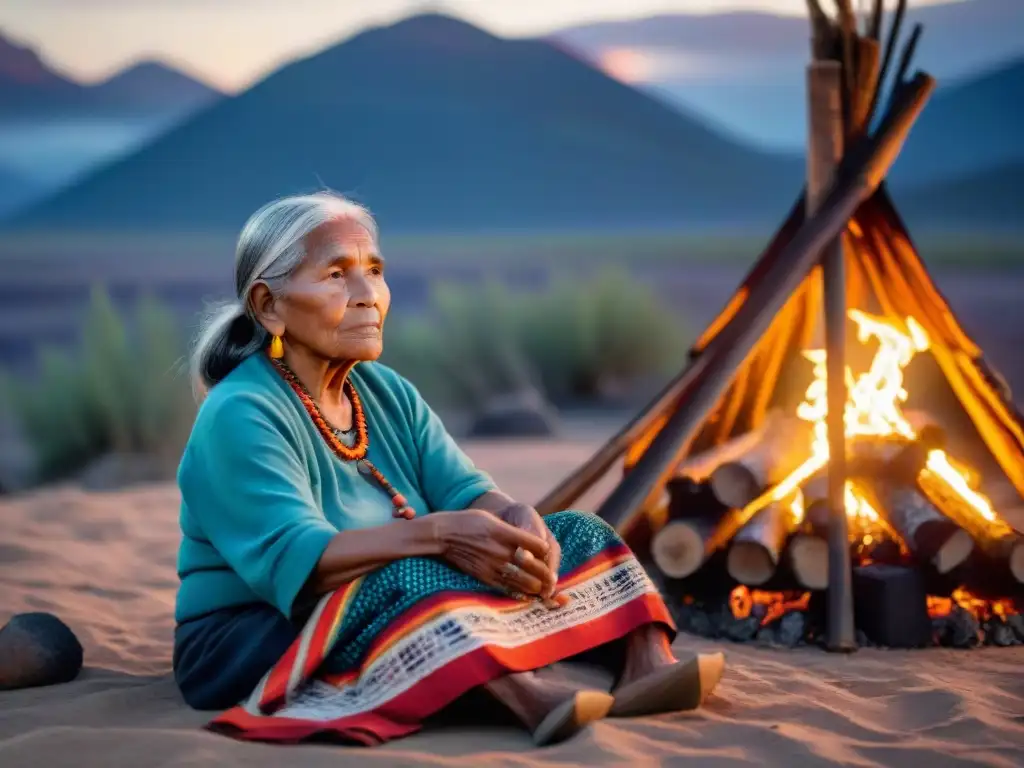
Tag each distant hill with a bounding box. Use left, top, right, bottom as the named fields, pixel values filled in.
left=551, top=0, right=1024, bottom=149
left=895, top=162, right=1024, bottom=231
left=0, top=31, right=221, bottom=119
left=0, top=164, right=41, bottom=216
left=6, top=14, right=802, bottom=233
left=890, top=58, right=1024, bottom=184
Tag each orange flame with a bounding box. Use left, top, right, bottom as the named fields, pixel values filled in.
left=741, top=310, right=1001, bottom=540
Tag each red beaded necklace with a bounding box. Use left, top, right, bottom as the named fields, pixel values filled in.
left=269, top=355, right=416, bottom=520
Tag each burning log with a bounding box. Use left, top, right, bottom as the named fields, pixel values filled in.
left=726, top=496, right=797, bottom=586
left=847, top=411, right=946, bottom=474
left=651, top=478, right=738, bottom=579
left=916, top=470, right=1024, bottom=586
left=705, top=417, right=813, bottom=508
left=870, top=479, right=974, bottom=574
left=676, top=414, right=783, bottom=482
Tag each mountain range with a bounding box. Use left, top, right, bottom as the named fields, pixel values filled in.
left=3, top=8, right=1022, bottom=233
left=0, top=32, right=220, bottom=120
left=0, top=30, right=223, bottom=210
left=5, top=14, right=802, bottom=233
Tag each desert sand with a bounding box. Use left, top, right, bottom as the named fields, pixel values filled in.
left=1, top=438, right=1023, bottom=767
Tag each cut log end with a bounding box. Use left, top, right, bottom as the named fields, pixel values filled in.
left=727, top=542, right=776, bottom=586
left=651, top=521, right=705, bottom=579
left=789, top=534, right=829, bottom=590
left=710, top=464, right=762, bottom=510
left=932, top=529, right=974, bottom=575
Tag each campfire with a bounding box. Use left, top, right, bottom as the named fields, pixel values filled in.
left=534, top=0, right=1024, bottom=650
left=647, top=307, right=1024, bottom=648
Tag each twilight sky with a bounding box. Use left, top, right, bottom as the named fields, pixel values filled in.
left=0, top=0, right=955, bottom=91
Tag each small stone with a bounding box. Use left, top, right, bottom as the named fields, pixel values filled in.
left=0, top=613, right=83, bottom=691
left=755, top=625, right=777, bottom=646
left=687, top=609, right=715, bottom=639
left=987, top=620, right=1019, bottom=647
left=777, top=612, right=806, bottom=647
left=943, top=606, right=981, bottom=649
left=856, top=629, right=872, bottom=648
left=1006, top=613, right=1024, bottom=642
left=724, top=615, right=760, bottom=643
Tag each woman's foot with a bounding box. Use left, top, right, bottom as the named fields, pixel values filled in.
left=610, top=624, right=725, bottom=717
left=484, top=671, right=614, bottom=746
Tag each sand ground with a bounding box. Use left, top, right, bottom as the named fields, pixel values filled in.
left=1, top=440, right=1023, bottom=767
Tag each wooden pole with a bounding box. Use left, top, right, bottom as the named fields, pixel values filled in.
left=808, top=35, right=855, bottom=651
left=591, top=74, right=936, bottom=532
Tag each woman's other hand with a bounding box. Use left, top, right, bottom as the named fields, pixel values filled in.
left=432, top=509, right=554, bottom=597
left=497, top=503, right=561, bottom=599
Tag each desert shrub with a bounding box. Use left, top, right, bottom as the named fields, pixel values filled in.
left=1, top=286, right=194, bottom=484
left=381, top=266, right=689, bottom=408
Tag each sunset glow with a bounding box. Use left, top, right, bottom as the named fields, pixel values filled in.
left=598, top=48, right=653, bottom=83
left=2, top=0, right=960, bottom=91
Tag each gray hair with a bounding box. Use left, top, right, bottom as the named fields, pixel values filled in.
left=189, top=191, right=377, bottom=398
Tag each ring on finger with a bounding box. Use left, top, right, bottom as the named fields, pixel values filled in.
left=500, top=562, right=522, bottom=582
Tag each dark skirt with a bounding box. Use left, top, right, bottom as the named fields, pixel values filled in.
left=174, top=510, right=673, bottom=745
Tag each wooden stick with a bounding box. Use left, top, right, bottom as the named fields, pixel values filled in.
left=867, top=0, right=908, bottom=125
left=834, top=0, right=858, bottom=119
left=807, top=0, right=836, bottom=60
left=850, top=38, right=881, bottom=137
left=808, top=22, right=854, bottom=652
left=867, top=0, right=884, bottom=41
left=892, top=23, right=923, bottom=89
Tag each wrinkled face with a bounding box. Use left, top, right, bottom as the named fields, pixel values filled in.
left=268, top=217, right=390, bottom=362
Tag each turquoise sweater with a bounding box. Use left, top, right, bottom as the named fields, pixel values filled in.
left=174, top=355, right=496, bottom=623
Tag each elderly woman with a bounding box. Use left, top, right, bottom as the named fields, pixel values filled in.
left=172, top=192, right=724, bottom=747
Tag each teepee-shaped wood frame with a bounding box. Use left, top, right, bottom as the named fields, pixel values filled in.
left=534, top=0, right=1024, bottom=650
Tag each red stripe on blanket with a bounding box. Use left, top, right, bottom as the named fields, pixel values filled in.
left=300, top=586, right=353, bottom=681
left=257, top=581, right=358, bottom=713
left=209, top=592, right=670, bottom=745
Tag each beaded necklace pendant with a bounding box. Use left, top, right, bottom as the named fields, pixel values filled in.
left=270, top=355, right=416, bottom=520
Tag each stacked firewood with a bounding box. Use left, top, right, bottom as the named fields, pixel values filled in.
left=649, top=409, right=1024, bottom=595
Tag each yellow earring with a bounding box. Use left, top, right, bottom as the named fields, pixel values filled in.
left=269, top=334, right=284, bottom=359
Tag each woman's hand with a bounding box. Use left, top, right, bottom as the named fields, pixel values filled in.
left=432, top=509, right=554, bottom=597
left=497, top=502, right=561, bottom=599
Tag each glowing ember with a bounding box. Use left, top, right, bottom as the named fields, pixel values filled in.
left=927, top=588, right=1016, bottom=622
left=741, top=309, right=1000, bottom=540
left=729, top=585, right=811, bottom=627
